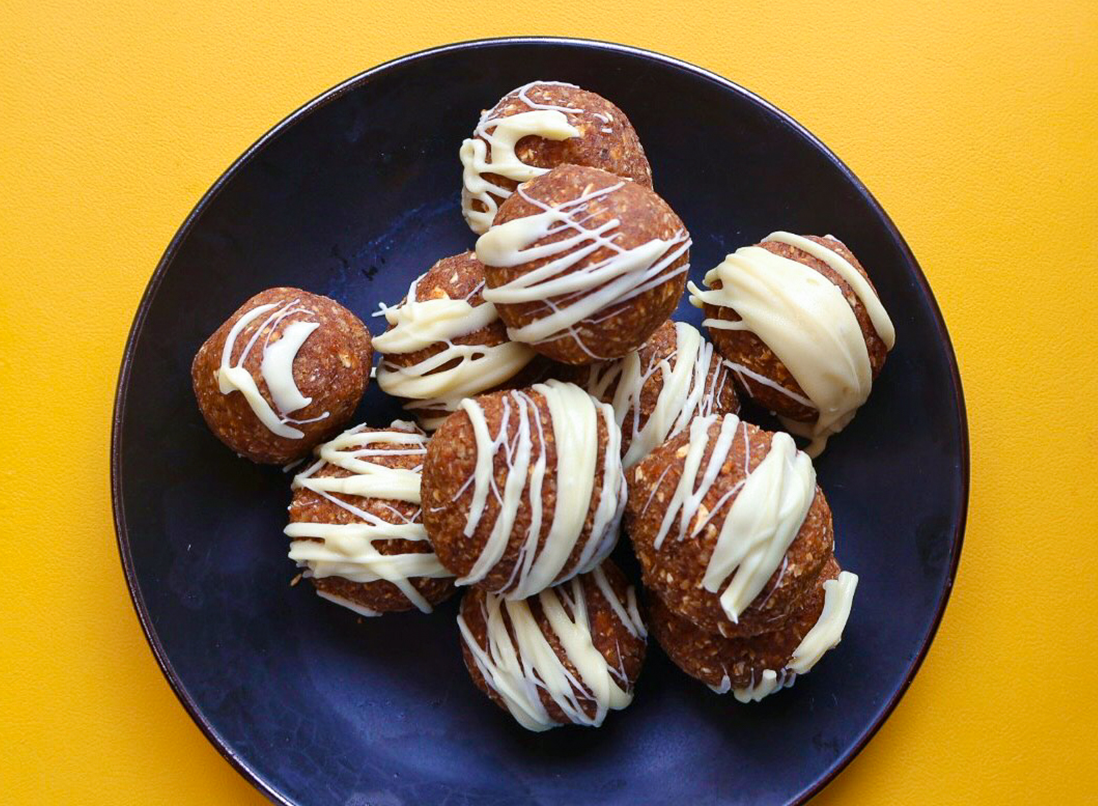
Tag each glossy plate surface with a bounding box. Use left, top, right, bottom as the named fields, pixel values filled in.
left=112, top=37, right=968, bottom=806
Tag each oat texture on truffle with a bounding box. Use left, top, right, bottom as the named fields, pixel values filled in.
left=650, top=555, right=858, bottom=702
left=422, top=380, right=626, bottom=599
left=625, top=413, right=833, bottom=638
left=689, top=232, right=895, bottom=456
left=460, top=80, right=653, bottom=235
left=561, top=319, right=740, bottom=469
left=191, top=287, right=373, bottom=464
left=373, top=250, right=539, bottom=430
left=285, top=422, right=455, bottom=616
left=477, top=164, right=690, bottom=365
left=458, top=559, right=647, bottom=730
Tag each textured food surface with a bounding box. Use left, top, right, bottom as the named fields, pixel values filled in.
left=484, top=164, right=689, bottom=365
left=287, top=424, right=456, bottom=614
left=560, top=319, right=740, bottom=460
left=465, top=81, right=652, bottom=224
left=626, top=417, right=833, bottom=637
left=650, top=556, right=840, bottom=689
left=421, top=385, right=619, bottom=595
left=191, top=287, right=373, bottom=464
left=459, top=559, right=646, bottom=726
left=701, top=236, right=887, bottom=421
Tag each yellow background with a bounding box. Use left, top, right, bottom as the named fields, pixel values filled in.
left=2, top=0, right=1096, bottom=802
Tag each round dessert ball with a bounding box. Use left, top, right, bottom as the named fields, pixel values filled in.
left=650, top=556, right=856, bottom=702
left=373, top=250, right=543, bottom=430
left=285, top=422, right=456, bottom=616
left=477, top=164, right=691, bottom=365
left=689, top=232, right=895, bottom=455
left=460, top=80, right=653, bottom=235
left=561, top=320, right=740, bottom=469
left=421, top=379, right=626, bottom=600
left=458, top=559, right=647, bottom=731
left=192, top=287, right=373, bottom=464
left=625, top=412, right=833, bottom=638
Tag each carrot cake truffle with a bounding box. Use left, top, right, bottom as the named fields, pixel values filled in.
left=562, top=320, right=740, bottom=469
left=373, top=250, right=539, bottom=431
left=477, top=164, right=691, bottom=365
left=192, top=287, right=373, bottom=464
left=689, top=232, right=895, bottom=456
left=625, top=412, right=834, bottom=638
left=649, top=556, right=858, bottom=702
left=285, top=421, right=455, bottom=616
left=460, top=80, right=653, bottom=235
left=421, top=379, right=626, bottom=600
left=458, top=559, right=647, bottom=730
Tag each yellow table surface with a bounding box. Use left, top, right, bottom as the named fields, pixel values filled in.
left=3, top=1, right=1096, bottom=802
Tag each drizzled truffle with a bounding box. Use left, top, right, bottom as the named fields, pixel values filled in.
left=689, top=232, right=895, bottom=456
left=477, top=164, right=690, bottom=365
left=421, top=380, right=626, bottom=600
left=460, top=80, right=653, bottom=235
left=458, top=559, right=647, bottom=730
left=192, top=287, right=373, bottom=464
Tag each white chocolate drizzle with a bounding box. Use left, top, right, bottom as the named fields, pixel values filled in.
left=477, top=182, right=690, bottom=360
left=216, top=297, right=329, bottom=439
left=460, top=81, right=584, bottom=235
left=373, top=274, right=536, bottom=430
left=723, top=570, right=859, bottom=702
left=688, top=234, right=893, bottom=456
left=285, top=422, right=453, bottom=614
left=643, top=413, right=815, bottom=625
left=456, top=563, right=644, bottom=731
left=456, top=379, right=625, bottom=599
left=580, top=322, right=734, bottom=468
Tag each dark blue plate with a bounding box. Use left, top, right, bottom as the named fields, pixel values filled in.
left=112, top=37, right=968, bottom=806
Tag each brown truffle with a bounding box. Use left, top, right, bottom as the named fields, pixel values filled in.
left=650, top=556, right=841, bottom=692
left=460, top=81, right=652, bottom=235
left=285, top=422, right=455, bottom=615
left=698, top=235, right=889, bottom=422
left=625, top=415, right=833, bottom=638
left=560, top=319, right=740, bottom=467
left=192, top=287, right=372, bottom=464
left=421, top=381, right=626, bottom=599
left=373, top=250, right=541, bottom=430
left=458, top=559, right=646, bottom=730
left=478, top=164, right=690, bottom=365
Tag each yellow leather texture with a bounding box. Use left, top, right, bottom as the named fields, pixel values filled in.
left=2, top=1, right=1096, bottom=802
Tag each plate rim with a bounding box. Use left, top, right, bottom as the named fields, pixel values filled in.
left=110, top=35, right=970, bottom=806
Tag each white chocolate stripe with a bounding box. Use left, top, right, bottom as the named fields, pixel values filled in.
left=456, top=380, right=624, bottom=598
left=217, top=298, right=329, bottom=439
left=456, top=568, right=637, bottom=732
left=477, top=182, right=690, bottom=358
left=763, top=232, right=895, bottom=350
left=285, top=423, right=451, bottom=614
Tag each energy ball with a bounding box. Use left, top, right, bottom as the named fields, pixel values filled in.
left=625, top=412, right=833, bottom=638
left=192, top=287, right=373, bottom=464
left=460, top=80, right=653, bottom=235
left=689, top=232, right=895, bottom=456
left=373, top=250, right=540, bottom=430
left=477, top=164, right=691, bottom=365
left=561, top=320, right=740, bottom=469
left=649, top=557, right=858, bottom=703
left=458, top=559, right=647, bottom=731
left=421, top=379, right=626, bottom=600
left=285, top=422, right=455, bottom=616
